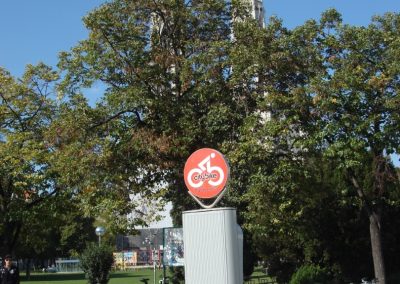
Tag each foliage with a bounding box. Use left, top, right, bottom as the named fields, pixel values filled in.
left=15, top=198, right=97, bottom=260
left=57, top=0, right=266, bottom=278
left=3, top=2, right=399, bottom=283
left=57, top=0, right=265, bottom=221
left=79, top=243, right=114, bottom=284
left=231, top=9, right=400, bottom=283
left=307, top=10, right=400, bottom=283
left=0, top=63, right=102, bottom=258
left=289, top=264, right=331, bottom=284
left=0, top=64, right=61, bottom=254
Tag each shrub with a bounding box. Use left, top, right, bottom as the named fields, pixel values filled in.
left=289, top=264, right=331, bottom=284
left=79, top=243, right=114, bottom=284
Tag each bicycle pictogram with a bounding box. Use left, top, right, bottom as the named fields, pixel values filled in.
left=184, top=148, right=229, bottom=200
left=187, top=153, right=224, bottom=189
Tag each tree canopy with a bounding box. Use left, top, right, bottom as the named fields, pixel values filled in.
left=234, top=9, right=400, bottom=283
left=1, top=1, right=399, bottom=283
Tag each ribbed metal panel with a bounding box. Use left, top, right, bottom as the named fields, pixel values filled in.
left=183, top=208, right=243, bottom=284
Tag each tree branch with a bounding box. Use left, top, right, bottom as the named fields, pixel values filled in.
left=99, top=29, right=159, bottom=98
left=347, top=169, right=380, bottom=226
left=0, top=92, right=26, bottom=131
left=26, top=187, right=59, bottom=209
left=88, top=109, right=142, bottom=131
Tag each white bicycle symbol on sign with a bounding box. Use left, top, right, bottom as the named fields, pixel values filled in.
left=187, top=153, right=224, bottom=188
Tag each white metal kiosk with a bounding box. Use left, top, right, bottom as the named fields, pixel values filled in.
left=183, top=208, right=243, bottom=284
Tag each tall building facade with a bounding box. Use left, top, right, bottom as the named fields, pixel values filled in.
left=248, top=0, right=265, bottom=28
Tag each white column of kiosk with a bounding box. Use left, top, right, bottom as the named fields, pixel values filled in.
left=182, top=148, right=243, bottom=284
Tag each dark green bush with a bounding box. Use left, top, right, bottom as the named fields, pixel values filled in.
left=79, top=243, right=114, bottom=284
left=289, top=264, right=331, bottom=284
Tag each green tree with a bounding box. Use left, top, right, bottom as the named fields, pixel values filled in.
left=0, top=64, right=61, bottom=255
left=0, top=63, right=102, bottom=257
left=56, top=1, right=400, bottom=283
left=58, top=0, right=265, bottom=277
left=227, top=13, right=330, bottom=282
left=15, top=199, right=97, bottom=278
left=239, top=10, right=400, bottom=283
left=58, top=0, right=262, bottom=224
left=309, top=11, right=400, bottom=284
left=79, top=243, right=114, bottom=284
left=289, top=264, right=331, bottom=284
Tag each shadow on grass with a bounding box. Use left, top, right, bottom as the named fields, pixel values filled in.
left=20, top=271, right=155, bottom=282
left=110, top=273, right=148, bottom=279
left=21, top=273, right=85, bottom=281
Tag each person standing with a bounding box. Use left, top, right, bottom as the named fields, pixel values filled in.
left=1, top=255, right=19, bottom=284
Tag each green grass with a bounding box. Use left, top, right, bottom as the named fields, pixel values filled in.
left=21, top=267, right=272, bottom=283
left=21, top=268, right=167, bottom=284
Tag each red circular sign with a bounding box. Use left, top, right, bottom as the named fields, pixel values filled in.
left=184, top=148, right=229, bottom=199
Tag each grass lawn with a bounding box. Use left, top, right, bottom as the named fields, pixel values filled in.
left=21, top=267, right=271, bottom=283
left=21, top=268, right=167, bottom=284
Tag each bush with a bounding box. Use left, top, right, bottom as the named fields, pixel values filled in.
left=79, top=243, right=114, bottom=284
left=289, top=264, right=331, bottom=284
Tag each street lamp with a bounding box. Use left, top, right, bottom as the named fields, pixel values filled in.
left=95, top=226, right=105, bottom=246
left=152, top=234, right=158, bottom=284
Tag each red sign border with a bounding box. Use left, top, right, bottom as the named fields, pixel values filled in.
left=183, top=148, right=230, bottom=199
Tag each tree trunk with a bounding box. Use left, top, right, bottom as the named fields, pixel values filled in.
left=350, top=173, right=386, bottom=283
left=369, top=210, right=386, bottom=284
left=26, top=258, right=31, bottom=280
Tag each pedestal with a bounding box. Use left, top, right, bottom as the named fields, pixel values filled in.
left=183, top=207, right=243, bottom=284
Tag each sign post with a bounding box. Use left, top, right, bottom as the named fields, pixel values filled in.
left=184, top=148, right=229, bottom=208
left=182, top=148, right=243, bottom=284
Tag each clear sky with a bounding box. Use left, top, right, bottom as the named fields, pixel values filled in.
left=0, top=0, right=399, bottom=169
left=266, top=0, right=400, bottom=29
left=1, top=0, right=399, bottom=77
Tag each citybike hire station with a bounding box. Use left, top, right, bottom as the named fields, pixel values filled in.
left=183, top=148, right=243, bottom=284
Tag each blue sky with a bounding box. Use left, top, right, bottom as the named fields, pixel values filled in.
left=1, top=1, right=399, bottom=78
left=0, top=1, right=101, bottom=77
left=266, top=0, right=400, bottom=28
left=1, top=0, right=399, bottom=168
